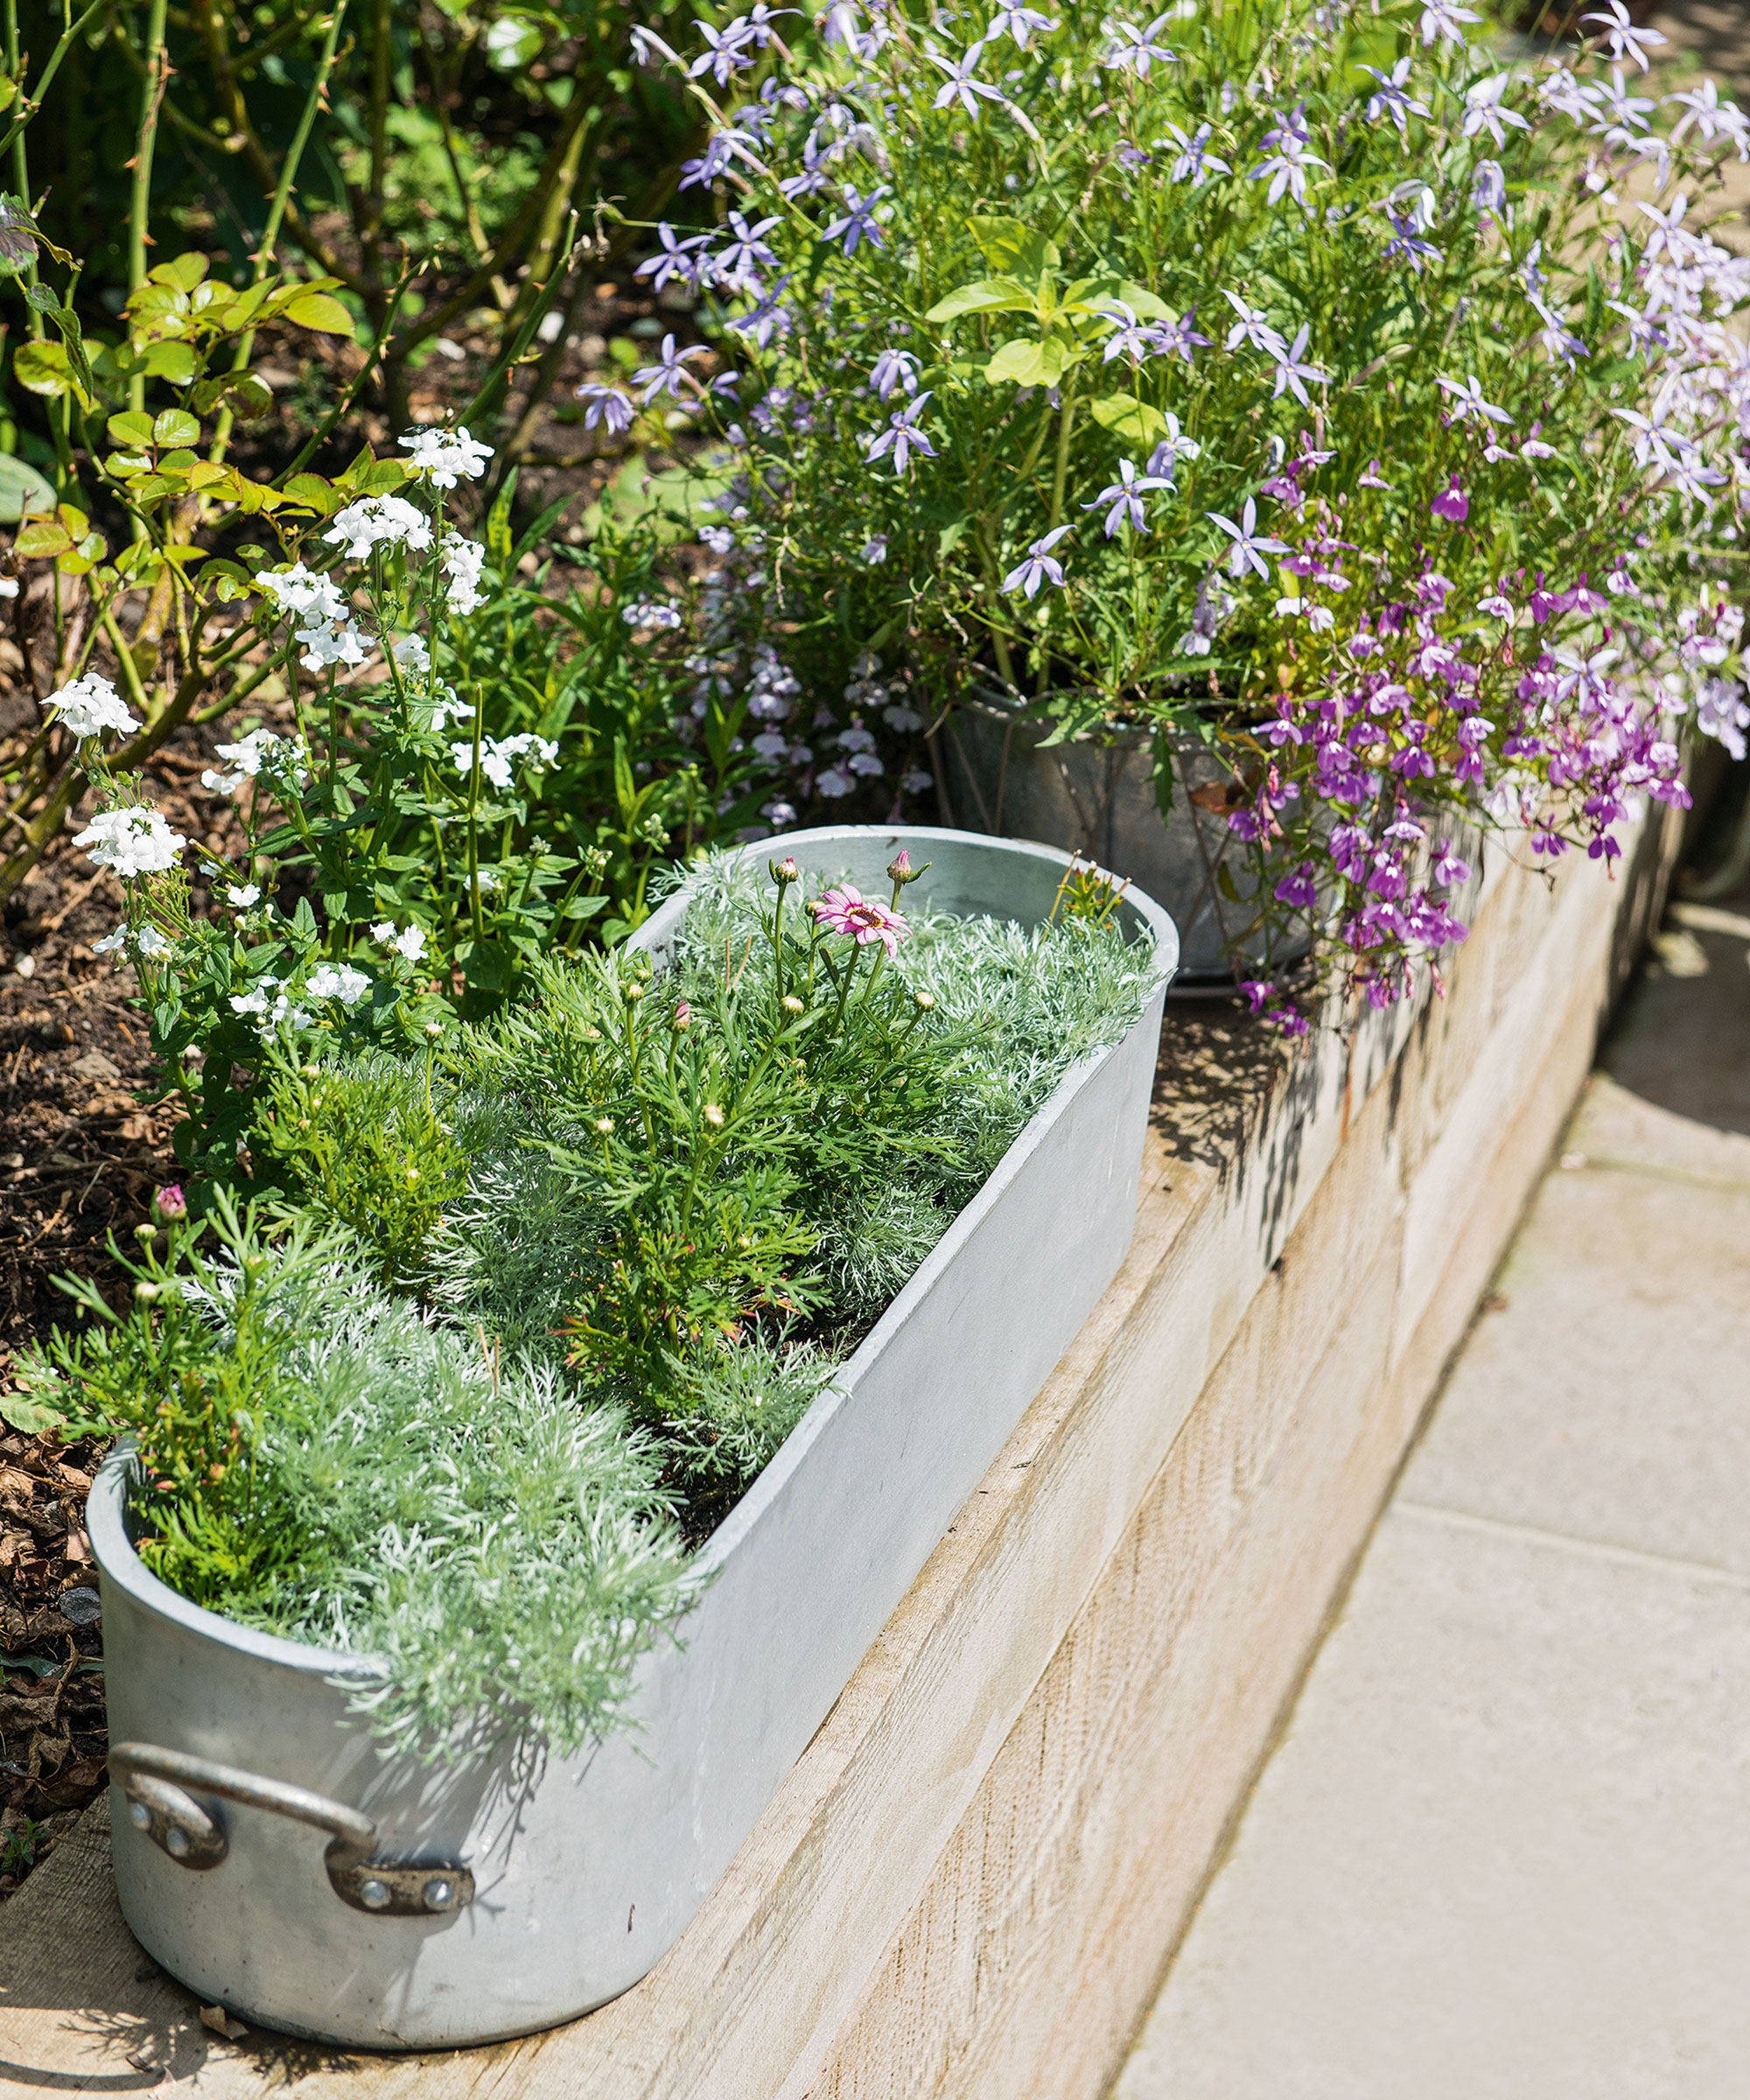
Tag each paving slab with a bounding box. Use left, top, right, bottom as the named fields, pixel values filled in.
left=1398, top=1162, right=1750, bottom=1575
left=1112, top=1508, right=1750, bottom=2100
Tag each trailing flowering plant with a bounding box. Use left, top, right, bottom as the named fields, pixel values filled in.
left=625, top=0, right=1750, bottom=1019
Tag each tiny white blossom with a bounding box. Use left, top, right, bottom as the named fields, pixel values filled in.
left=305, top=962, right=372, bottom=1006
left=227, top=883, right=262, bottom=907
left=323, top=494, right=434, bottom=562
left=394, top=925, right=428, bottom=962
left=74, top=805, right=186, bottom=878
left=399, top=424, right=494, bottom=488
left=46, top=673, right=137, bottom=740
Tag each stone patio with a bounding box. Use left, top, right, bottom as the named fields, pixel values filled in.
left=1114, top=845, right=1750, bottom=2098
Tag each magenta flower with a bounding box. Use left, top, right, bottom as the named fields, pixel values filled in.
left=809, top=885, right=910, bottom=959
left=1432, top=476, right=1469, bottom=522
left=152, top=1183, right=187, bottom=1224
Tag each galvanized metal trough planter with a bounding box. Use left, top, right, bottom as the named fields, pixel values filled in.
left=88, top=824, right=1179, bottom=2051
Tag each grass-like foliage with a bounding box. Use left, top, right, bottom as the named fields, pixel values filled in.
left=27, top=851, right=1161, bottom=1750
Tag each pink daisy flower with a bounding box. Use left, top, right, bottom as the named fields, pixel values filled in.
left=808, top=884, right=910, bottom=959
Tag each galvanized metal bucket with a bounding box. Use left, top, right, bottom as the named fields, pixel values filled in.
left=937, top=696, right=1299, bottom=984
left=92, top=825, right=1178, bottom=2049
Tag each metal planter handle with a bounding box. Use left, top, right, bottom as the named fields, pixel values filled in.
left=109, top=1741, right=473, bottom=1919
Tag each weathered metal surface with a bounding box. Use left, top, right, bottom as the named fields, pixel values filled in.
left=88, top=825, right=1178, bottom=2050
left=938, top=697, right=1294, bottom=983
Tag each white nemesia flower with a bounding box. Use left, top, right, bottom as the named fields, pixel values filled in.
left=400, top=424, right=494, bottom=488
left=324, top=495, right=434, bottom=562
left=306, top=962, right=372, bottom=1005
left=74, top=805, right=186, bottom=878
left=93, top=922, right=172, bottom=959
left=394, top=926, right=428, bottom=962
left=47, top=672, right=137, bottom=740
left=228, top=883, right=262, bottom=906
left=393, top=632, right=430, bottom=676
left=92, top=927, right=127, bottom=954
left=370, top=920, right=396, bottom=943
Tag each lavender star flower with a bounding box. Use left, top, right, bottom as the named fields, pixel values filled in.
left=864, top=393, right=938, bottom=475
left=635, top=223, right=711, bottom=294
left=929, top=42, right=1004, bottom=119
left=1420, top=0, right=1480, bottom=46
left=1160, top=120, right=1231, bottom=187
left=1155, top=308, right=1212, bottom=363
left=1461, top=74, right=1530, bottom=149
left=577, top=382, right=635, bottom=434
left=1248, top=103, right=1328, bottom=206
left=1096, top=303, right=1161, bottom=368
left=718, top=210, right=781, bottom=280
left=1362, top=57, right=1431, bottom=135
left=1580, top=0, right=1666, bottom=73
left=822, top=183, right=891, bottom=256
left=1003, top=524, right=1073, bottom=597
left=1270, top=323, right=1328, bottom=405
left=689, top=18, right=758, bottom=84
left=1104, top=12, right=1177, bottom=76
left=1083, top=458, right=1172, bottom=536
left=871, top=346, right=920, bottom=399
left=1206, top=497, right=1291, bottom=580
left=1437, top=373, right=1514, bottom=425
left=1382, top=210, right=1440, bottom=273
left=987, top=4, right=1058, bottom=48
left=634, top=334, right=710, bottom=404
left=1222, top=290, right=1287, bottom=360
left=1145, top=411, right=1200, bottom=481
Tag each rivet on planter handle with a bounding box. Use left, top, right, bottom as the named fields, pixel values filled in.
left=108, top=1742, right=473, bottom=1918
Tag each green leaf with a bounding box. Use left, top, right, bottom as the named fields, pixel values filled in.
left=486, top=466, right=518, bottom=567
left=925, top=276, right=1036, bottom=324
left=14, top=517, right=73, bottom=556
left=149, top=252, right=208, bottom=293
left=108, top=409, right=157, bottom=446
left=1150, top=728, right=1177, bottom=827
left=984, top=335, right=1068, bottom=387
left=0, top=452, right=56, bottom=521
left=143, top=340, right=199, bottom=384
left=938, top=516, right=970, bottom=557
left=284, top=290, right=358, bottom=337
left=1089, top=396, right=1168, bottom=445
left=13, top=340, right=75, bottom=401
left=153, top=408, right=201, bottom=448
left=966, top=215, right=1060, bottom=280
left=0, top=1376, right=57, bottom=1433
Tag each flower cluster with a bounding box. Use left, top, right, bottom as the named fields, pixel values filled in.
left=629, top=0, right=1750, bottom=1016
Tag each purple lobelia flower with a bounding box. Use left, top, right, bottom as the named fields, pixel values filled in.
left=1431, top=476, right=1470, bottom=522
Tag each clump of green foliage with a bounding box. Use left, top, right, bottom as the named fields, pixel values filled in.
left=25, top=855, right=1161, bottom=1749
left=24, top=1198, right=695, bottom=1758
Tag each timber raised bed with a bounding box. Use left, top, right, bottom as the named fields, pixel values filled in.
left=0, top=797, right=1682, bottom=2096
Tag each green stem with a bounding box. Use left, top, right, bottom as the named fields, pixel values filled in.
left=212, top=1, right=350, bottom=468
left=127, top=0, right=171, bottom=416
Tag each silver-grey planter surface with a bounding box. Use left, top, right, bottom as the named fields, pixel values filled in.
left=940, top=696, right=1291, bottom=983
left=93, top=824, right=1178, bottom=2050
